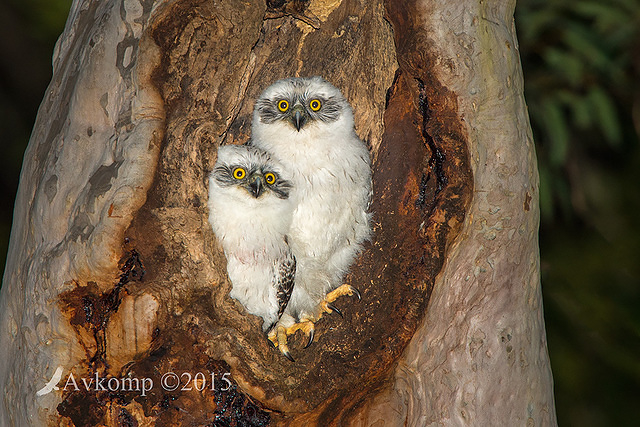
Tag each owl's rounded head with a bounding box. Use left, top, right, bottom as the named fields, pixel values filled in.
left=253, top=76, right=353, bottom=133
left=211, top=145, right=292, bottom=199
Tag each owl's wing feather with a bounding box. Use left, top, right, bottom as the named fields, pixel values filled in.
left=276, top=247, right=296, bottom=319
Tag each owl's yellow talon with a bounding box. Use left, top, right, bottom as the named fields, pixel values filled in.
left=326, top=284, right=361, bottom=302
left=268, top=321, right=316, bottom=359
left=277, top=326, right=294, bottom=362
left=325, top=302, right=342, bottom=317
left=304, top=326, right=315, bottom=348
left=267, top=285, right=361, bottom=359
left=319, top=284, right=361, bottom=317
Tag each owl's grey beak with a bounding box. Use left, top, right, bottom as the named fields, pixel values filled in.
left=248, top=176, right=263, bottom=198
left=291, top=105, right=307, bottom=131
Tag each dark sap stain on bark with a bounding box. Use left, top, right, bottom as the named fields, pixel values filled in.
left=125, top=328, right=272, bottom=426
left=416, top=78, right=448, bottom=209
left=57, top=250, right=145, bottom=424
left=117, top=408, right=138, bottom=427
left=60, top=250, right=145, bottom=369
left=57, top=391, right=106, bottom=427
left=57, top=247, right=273, bottom=426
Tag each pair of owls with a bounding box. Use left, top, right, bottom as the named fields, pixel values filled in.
left=208, top=77, right=371, bottom=360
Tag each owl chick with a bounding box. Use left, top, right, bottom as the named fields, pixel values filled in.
left=208, top=145, right=296, bottom=342
left=251, top=76, right=372, bottom=357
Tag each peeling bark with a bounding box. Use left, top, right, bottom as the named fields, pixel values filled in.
left=0, top=0, right=555, bottom=426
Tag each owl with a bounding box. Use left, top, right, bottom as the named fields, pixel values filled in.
left=251, top=76, right=372, bottom=358
left=208, top=145, right=296, bottom=340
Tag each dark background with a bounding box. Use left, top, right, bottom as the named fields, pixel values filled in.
left=0, top=0, right=637, bottom=425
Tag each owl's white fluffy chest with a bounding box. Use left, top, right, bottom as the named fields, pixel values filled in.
left=252, top=115, right=372, bottom=316
left=208, top=176, right=293, bottom=329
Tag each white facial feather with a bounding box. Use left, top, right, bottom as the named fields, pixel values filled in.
left=208, top=145, right=295, bottom=331
left=251, top=76, right=372, bottom=322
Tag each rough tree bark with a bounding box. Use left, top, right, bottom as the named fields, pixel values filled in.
left=0, top=0, right=556, bottom=425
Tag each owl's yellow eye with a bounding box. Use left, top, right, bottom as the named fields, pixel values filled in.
left=277, top=100, right=289, bottom=112
left=233, top=167, right=246, bottom=179
left=264, top=172, right=276, bottom=185
left=309, top=99, right=322, bottom=111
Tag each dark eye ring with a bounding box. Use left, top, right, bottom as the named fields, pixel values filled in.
left=264, top=172, right=276, bottom=185
left=309, top=99, right=321, bottom=111
left=233, top=167, right=246, bottom=179
left=277, top=100, right=289, bottom=112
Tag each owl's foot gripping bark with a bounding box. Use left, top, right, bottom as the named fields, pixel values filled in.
left=268, top=321, right=315, bottom=362
left=319, top=284, right=361, bottom=318
left=267, top=285, right=361, bottom=361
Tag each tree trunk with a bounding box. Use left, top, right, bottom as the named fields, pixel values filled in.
left=0, top=0, right=556, bottom=426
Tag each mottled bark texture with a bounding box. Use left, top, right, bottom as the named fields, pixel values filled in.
left=0, top=0, right=555, bottom=426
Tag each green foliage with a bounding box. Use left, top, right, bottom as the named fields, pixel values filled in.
left=518, top=0, right=639, bottom=221
left=517, top=0, right=640, bottom=425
